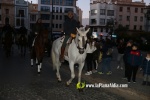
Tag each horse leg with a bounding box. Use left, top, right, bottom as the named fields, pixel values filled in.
left=78, top=62, right=85, bottom=83
left=30, top=48, right=34, bottom=67
left=56, top=62, right=62, bottom=82
left=66, top=62, right=75, bottom=86
left=36, top=58, right=38, bottom=66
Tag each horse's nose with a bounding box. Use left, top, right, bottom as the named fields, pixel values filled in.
left=79, top=48, right=84, bottom=54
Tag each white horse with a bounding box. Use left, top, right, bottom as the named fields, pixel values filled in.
left=51, top=27, right=90, bottom=86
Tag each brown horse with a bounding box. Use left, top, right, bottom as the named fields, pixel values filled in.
left=19, top=34, right=27, bottom=57
left=3, top=31, right=14, bottom=57
left=30, top=29, right=49, bottom=74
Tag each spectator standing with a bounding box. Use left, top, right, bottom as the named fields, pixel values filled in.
left=141, top=52, right=150, bottom=86
left=117, top=39, right=125, bottom=69
left=123, top=40, right=133, bottom=79
left=127, top=43, right=142, bottom=83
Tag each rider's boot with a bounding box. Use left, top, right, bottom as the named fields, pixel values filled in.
left=60, top=47, right=65, bottom=62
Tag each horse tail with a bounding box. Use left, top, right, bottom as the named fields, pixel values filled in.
left=51, top=47, right=56, bottom=70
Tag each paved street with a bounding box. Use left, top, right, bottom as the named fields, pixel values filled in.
left=0, top=44, right=149, bottom=100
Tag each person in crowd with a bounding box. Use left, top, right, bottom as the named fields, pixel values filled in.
left=59, top=11, right=80, bottom=62
left=117, top=39, right=125, bottom=69
left=140, top=52, right=150, bottom=86
left=31, top=18, right=44, bottom=46
left=127, top=43, right=142, bottom=83
left=85, top=37, right=97, bottom=75
left=123, top=40, right=133, bottom=79
left=98, top=39, right=113, bottom=75
left=19, top=25, right=27, bottom=35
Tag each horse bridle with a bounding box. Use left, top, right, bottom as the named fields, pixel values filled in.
left=74, top=35, right=87, bottom=54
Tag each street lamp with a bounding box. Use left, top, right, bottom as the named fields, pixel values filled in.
left=50, top=0, right=54, bottom=41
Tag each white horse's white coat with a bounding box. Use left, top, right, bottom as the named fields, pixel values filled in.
left=51, top=27, right=91, bottom=85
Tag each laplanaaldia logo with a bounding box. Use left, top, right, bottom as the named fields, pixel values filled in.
left=76, top=82, right=86, bottom=89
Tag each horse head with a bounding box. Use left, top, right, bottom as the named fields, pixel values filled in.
left=76, top=27, right=90, bottom=54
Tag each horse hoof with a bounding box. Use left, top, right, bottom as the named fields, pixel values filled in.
left=66, top=82, right=70, bottom=87
left=36, top=64, right=38, bottom=66
left=58, top=80, right=62, bottom=83
left=38, top=72, right=40, bottom=74
left=31, top=65, right=33, bottom=67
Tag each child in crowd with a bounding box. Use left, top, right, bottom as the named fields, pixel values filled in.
left=127, top=43, right=142, bottom=83
left=141, top=52, right=150, bottom=86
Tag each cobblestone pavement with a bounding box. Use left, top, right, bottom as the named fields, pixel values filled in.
left=0, top=45, right=149, bottom=100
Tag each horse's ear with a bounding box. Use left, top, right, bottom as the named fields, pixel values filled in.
left=76, top=27, right=81, bottom=35
left=85, top=28, right=90, bottom=35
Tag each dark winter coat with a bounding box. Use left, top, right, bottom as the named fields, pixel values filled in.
left=127, top=50, right=142, bottom=67
left=123, top=46, right=132, bottom=63
left=141, top=58, right=150, bottom=75
left=63, top=17, right=80, bottom=36
left=117, top=43, right=125, bottom=54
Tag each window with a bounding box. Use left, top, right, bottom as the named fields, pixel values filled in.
left=60, top=7, right=62, bottom=13
left=134, top=25, right=137, bottom=30
left=41, top=14, right=50, bottom=20
left=30, top=15, right=36, bottom=21
left=52, top=15, right=55, bottom=19
left=91, top=9, right=97, bottom=15
left=107, top=10, right=114, bottom=16
left=56, top=24, right=58, bottom=28
left=53, top=7, right=55, bottom=12
left=64, top=8, right=73, bottom=13
left=0, top=15, right=1, bottom=21
left=140, top=26, right=142, bottom=30
left=60, top=0, right=63, bottom=5
left=60, top=15, right=62, bottom=20
left=56, top=7, right=59, bottom=13
left=16, top=19, right=24, bottom=26
left=135, top=8, right=138, bottom=13
left=41, top=6, right=50, bottom=12
left=91, top=19, right=97, bottom=24
left=100, top=9, right=105, bottom=15
left=59, top=24, right=62, bottom=28
left=0, top=4, right=1, bottom=9
left=6, top=9, right=9, bottom=14
left=52, top=24, right=54, bottom=28
left=127, top=7, right=130, bottom=12
left=56, top=15, right=58, bottom=20
left=134, top=16, right=137, bottom=21
left=119, top=15, right=122, bottom=21
left=127, top=16, right=130, bottom=21
left=141, top=8, right=143, bottom=13
left=119, top=7, right=123, bottom=12
left=65, top=0, right=73, bottom=6
left=140, top=16, right=143, bottom=22
left=100, top=19, right=105, bottom=25
left=41, top=0, right=49, bottom=4
left=18, top=10, right=24, bottom=17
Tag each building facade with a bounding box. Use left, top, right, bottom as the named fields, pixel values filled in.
left=90, top=0, right=116, bottom=36
left=76, top=6, right=83, bottom=25
left=0, top=0, right=15, bottom=30
left=144, top=5, right=150, bottom=32
left=28, top=2, right=38, bottom=31
left=115, top=0, right=145, bottom=31
left=15, top=0, right=29, bottom=29
left=38, top=0, right=79, bottom=32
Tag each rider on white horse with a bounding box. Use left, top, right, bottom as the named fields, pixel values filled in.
left=60, top=11, right=80, bottom=62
